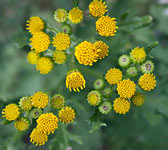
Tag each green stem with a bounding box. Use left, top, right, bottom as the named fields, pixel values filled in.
left=60, top=124, right=69, bottom=147
left=46, top=25, right=59, bottom=33
left=145, top=41, right=159, bottom=54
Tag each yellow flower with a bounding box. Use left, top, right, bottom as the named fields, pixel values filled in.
left=51, top=94, right=65, bottom=109
left=19, top=96, right=32, bottom=111
left=131, top=93, right=145, bottom=106
left=54, top=8, right=68, bottom=22
left=36, top=57, right=53, bottom=74
left=105, top=68, right=122, bottom=85
left=138, top=74, right=156, bottom=91
left=27, top=51, right=39, bottom=64
left=130, top=47, right=146, bottom=63
left=2, top=104, right=20, bottom=121
left=87, top=90, right=102, bottom=106
left=96, top=16, right=118, bottom=36
left=37, top=113, right=58, bottom=134
left=66, top=70, right=86, bottom=92
left=68, top=7, right=83, bottom=24
left=117, top=79, right=136, bottom=98
left=113, top=97, right=131, bottom=115
left=53, top=33, right=71, bottom=50
left=58, top=106, right=75, bottom=124
left=75, top=41, right=99, bottom=66
left=30, top=128, right=48, bottom=146
left=52, top=50, right=67, bottom=64
left=14, top=118, right=29, bottom=131
left=30, top=31, right=50, bottom=53
left=89, top=0, right=107, bottom=17
left=31, top=91, right=49, bottom=109
left=94, top=41, right=109, bottom=59
left=26, top=16, right=44, bottom=34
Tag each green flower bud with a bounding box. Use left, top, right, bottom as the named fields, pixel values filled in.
left=93, top=79, right=105, bottom=90
left=30, top=108, right=42, bottom=119
left=61, top=24, right=72, bottom=35
left=87, top=90, right=102, bottom=106
left=118, top=55, right=131, bottom=68
left=127, top=67, right=138, bottom=77
left=103, top=88, right=113, bottom=98
left=141, top=60, right=154, bottom=74
left=54, top=8, right=68, bottom=23
left=98, top=101, right=112, bottom=115
left=51, top=94, right=64, bottom=109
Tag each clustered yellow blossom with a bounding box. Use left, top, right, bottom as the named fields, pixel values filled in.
left=68, top=7, right=83, bottom=24
left=52, top=50, right=67, bottom=64
left=51, top=94, right=65, bottom=109
left=131, top=93, right=145, bottom=106
left=19, top=96, right=32, bottom=111
left=54, top=8, right=68, bottom=22
left=27, top=51, right=39, bottom=64
left=87, top=90, right=102, bottom=106
left=14, top=118, right=29, bottom=131
left=130, top=47, right=146, bottom=63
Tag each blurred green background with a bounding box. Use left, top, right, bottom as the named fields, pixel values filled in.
left=0, top=0, right=168, bottom=150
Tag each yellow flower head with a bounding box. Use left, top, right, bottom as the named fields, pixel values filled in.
left=2, top=104, right=20, bottom=121
left=117, top=79, right=136, bottom=98
left=36, top=57, right=53, bottom=74
left=14, top=118, right=29, bottom=131
left=113, top=97, right=131, bottom=115
left=75, top=41, right=99, bottom=66
left=89, top=0, right=108, bottom=17
left=53, top=50, right=67, bottom=64
left=51, top=94, right=65, bottom=109
left=94, top=41, right=109, bottom=59
left=37, top=113, right=58, bottom=134
left=66, top=70, right=86, bottom=92
left=53, top=33, right=71, bottom=50
left=30, top=128, right=48, bottom=146
left=105, top=68, right=122, bottom=85
left=131, top=93, right=145, bottom=106
left=138, top=74, right=156, bottom=91
left=58, top=106, right=75, bottom=124
left=26, top=16, right=44, bottom=34
left=19, top=96, right=32, bottom=111
left=96, top=16, right=118, bottom=36
left=68, top=7, right=83, bottom=24
left=31, top=91, right=49, bottom=109
left=54, top=8, right=68, bottom=22
left=130, top=47, right=146, bottom=63
left=87, top=90, right=102, bottom=106
left=30, top=31, right=50, bottom=53
left=27, top=51, right=39, bottom=65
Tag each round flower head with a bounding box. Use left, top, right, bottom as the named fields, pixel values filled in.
left=89, top=0, right=108, bottom=18
left=37, top=113, right=58, bottom=134
left=93, top=78, right=105, bottom=90
left=105, top=68, right=122, bottom=85
left=113, top=97, right=131, bottom=115
left=30, top=108, right=42, bottom=119
left=61, top=24, right=72, bottom=35
left=36, top=57, right=53, bottom=74
left=94, top=41, right=109, bottom=59
left=58, top=106, right=75, bottom=124
left=26, top=16, right=44, bottom=34
left=98, top=101, right=112, bottom=115
left=30, top=128, right=48, bottom=146
left=96, top=16, right=118, bottom=36
left=118, top=55, right=131, bottom=68
left=31, top=91, right=48, bottom=109
left=30, top=32, right=50, bottom=53
left=52, top=50, right=67, bottom=64
left=54, top=8, right=68, bottom=22
left=51, top=94, right=65, bottom=109
left=103, top=88, right=113, bottom=98
left=66, top=70, right=86, bottom=92
left=131, top=92, right=145, bottom=106
left=19, top=96, right=32, bottom=111
left=138, top=74, right=156, bottom=91
left=68, top=7, right=83, bottom=24
left=14, top=118, right=29, bottom=131
left=27, top=51, right=39, bottom=65
left=130, top=47, right=146, bottom=63
left=126, top=67, right=138, bottom=77
left=2, top=104, right=20, bottom=121
left=117, top=79, right=136, bottom=98
left=75, top=41, right=99, bottom=66
left=141, top=60, right=154, bottom=74
left=87, top=90, right=102, bottom=106
left=53, top=33, right=71, bottom=50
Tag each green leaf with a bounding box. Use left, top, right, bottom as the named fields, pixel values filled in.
left=0, top=120, right=12, bottom=125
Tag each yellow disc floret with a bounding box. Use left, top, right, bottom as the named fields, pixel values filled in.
left=113, top=97, right=131, bottom=115
left=68, top=7, right=83, bottom=24
left=58, top=106, right=75, bottom=124
left=66, top=70, right=86, bottom=92
left=130, top=47, right=146, bottom=63
left=51, top=94, right=65, bottom=109
left=131, top=93, right=145, bottom=106
left=14, top=118, right=29, bottom=131
left=19, top=96, right=32, bottom=111
left=37, top=113, right=58, bottom=134
left=89, top=0, right=108, bottom=17
left=138, top=74, right=156, bottom=91
left=26, top=16, right=44, bottom=34
left=54, top=8, right=68, bottom=22
left=105, top=68, right=122, bottom=85
left=53, top=33, right=71, bottom=50
left=31, top=91, right=48, bottom=109
left=2, top=104, right=20, bottom=121
left=96, top=16, right=118, bottom=36
left=87, top=90, right=102, bottom=106
left=27, top=51, right=39, bottom=64
left=53, top=50, right=67, bottom=64
left=117, top=79, right=136, bottom=98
